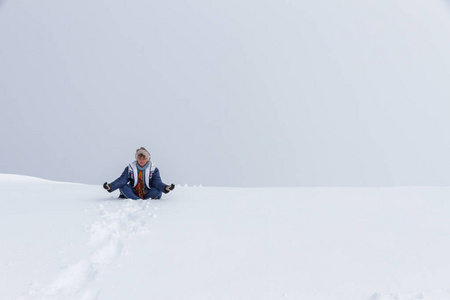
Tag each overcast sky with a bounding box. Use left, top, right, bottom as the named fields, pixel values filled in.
left=1, top=0, right=450, bottom=187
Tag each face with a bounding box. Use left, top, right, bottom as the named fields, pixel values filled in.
left=137, top=156, right=148, bottom=167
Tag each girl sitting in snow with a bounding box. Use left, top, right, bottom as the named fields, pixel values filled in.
left=103, top=147, right=174, bottom=200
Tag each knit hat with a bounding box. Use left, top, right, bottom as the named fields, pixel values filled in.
left=135, top=147, right=151, bottom=161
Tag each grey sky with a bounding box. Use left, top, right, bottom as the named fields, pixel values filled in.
left=1, top=0, right=450, bottom=187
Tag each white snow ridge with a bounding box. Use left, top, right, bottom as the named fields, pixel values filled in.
left=2, top=175, right=450, bottom=300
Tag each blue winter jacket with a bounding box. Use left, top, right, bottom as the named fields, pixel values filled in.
left=109, top=161, right=167, bottom=193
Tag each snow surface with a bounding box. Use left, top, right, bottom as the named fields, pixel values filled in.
left=1, top=174, right=450, bottom=300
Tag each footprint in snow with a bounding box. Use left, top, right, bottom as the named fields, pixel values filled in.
left=19, top=200, right=155, bottom=300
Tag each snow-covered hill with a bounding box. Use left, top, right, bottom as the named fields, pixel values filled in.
left=1, top=174, right=450, bottom=300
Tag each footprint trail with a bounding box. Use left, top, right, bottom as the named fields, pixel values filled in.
left=19, top=199, right=157, bottom=300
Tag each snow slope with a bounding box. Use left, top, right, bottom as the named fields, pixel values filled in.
left=1, top=174, right=450, bottom=300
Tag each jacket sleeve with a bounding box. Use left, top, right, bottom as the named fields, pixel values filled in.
left=150, top=168, right=168, bottom=192
left=109, top=167, right=130, bottom=192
